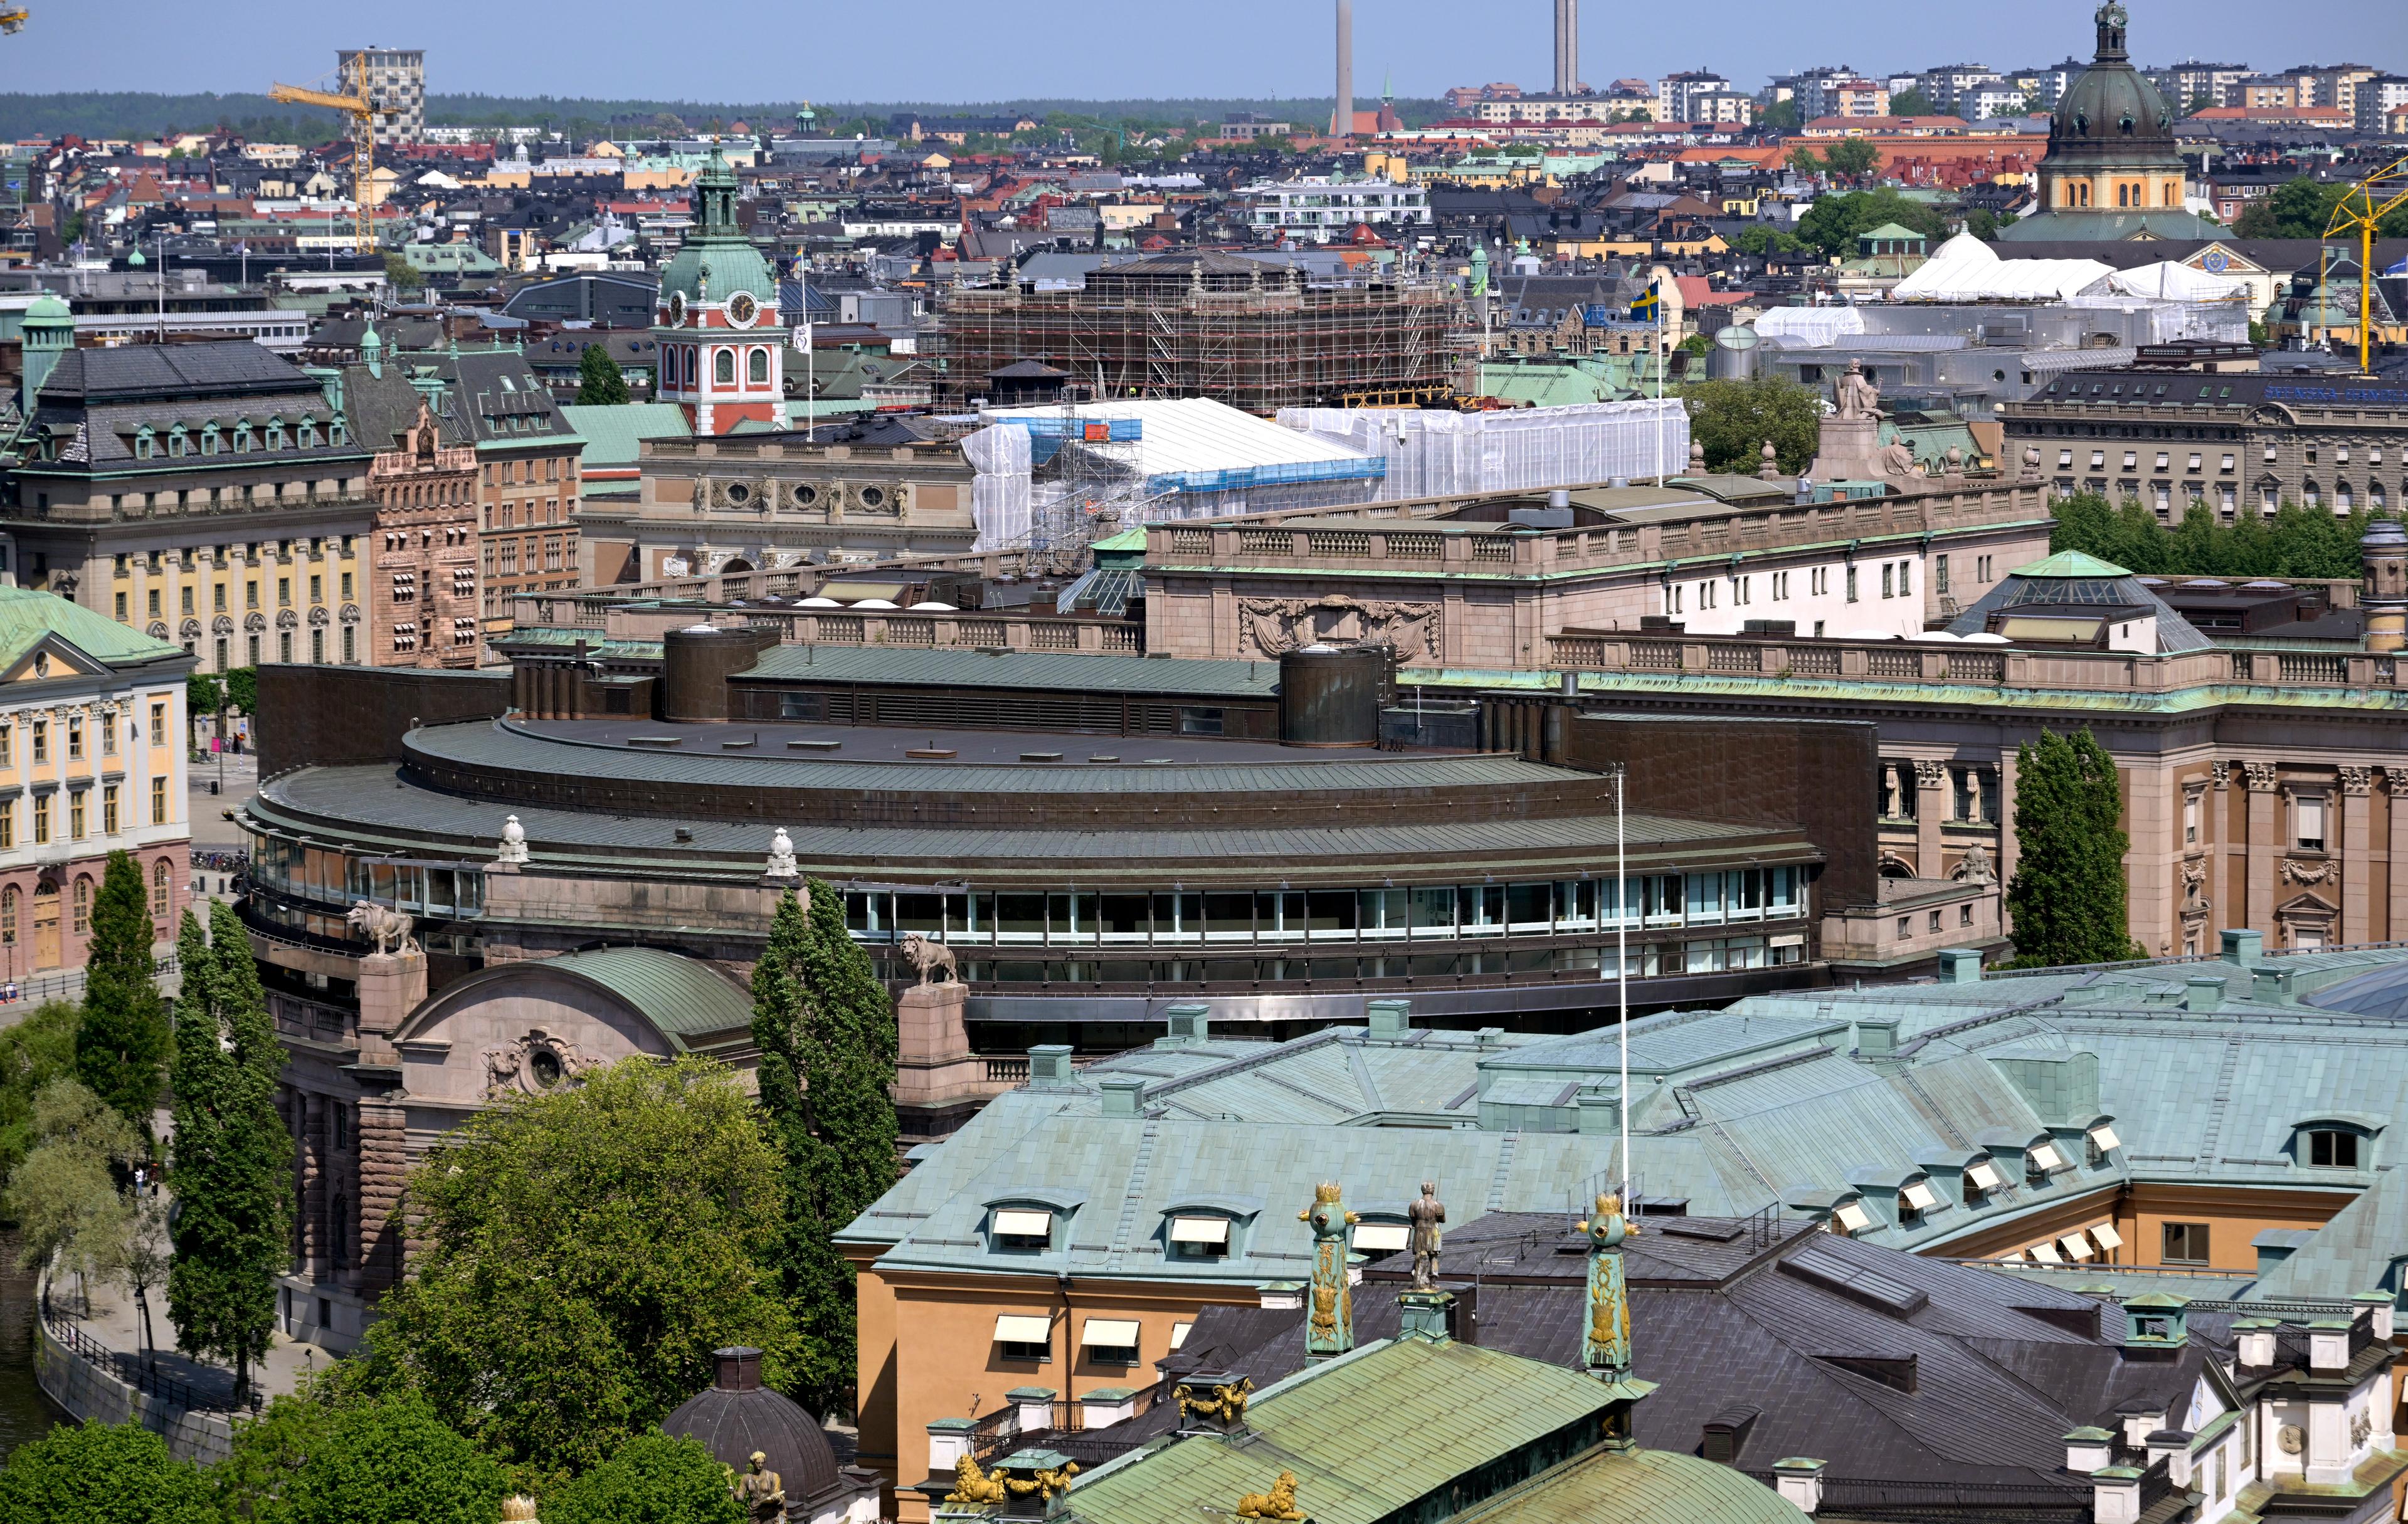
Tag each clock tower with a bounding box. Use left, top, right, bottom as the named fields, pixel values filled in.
left=653, top=147, right=786, bottom=435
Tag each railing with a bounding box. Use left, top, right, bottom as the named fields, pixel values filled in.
left=45, top=1311, right=258, bottom=1416
left=1742, top=1471, right=2089, bottom=1524
left=2138, top=1458, right=2175, bottom=1512
left=1543, top=631, right=2404, bottom=696
left=511, top=604, right=1146, bottom=658
left=970, top=1379, right=1170, bottom=1465
left=985, top=1056, right=1030, bottom=1085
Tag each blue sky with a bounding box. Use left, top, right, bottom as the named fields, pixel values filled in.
left=6, top=0, right=2399, bottom=103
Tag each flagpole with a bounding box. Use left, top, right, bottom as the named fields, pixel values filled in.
left=1617, top=769, right=1629, bottom=1206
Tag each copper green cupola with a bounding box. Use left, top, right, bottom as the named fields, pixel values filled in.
left=657, top=147, right=774, bottom=311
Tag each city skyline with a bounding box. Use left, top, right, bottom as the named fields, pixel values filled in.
left=3, top=0, right=2396, bottom=109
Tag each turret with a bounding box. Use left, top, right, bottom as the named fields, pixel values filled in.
left=19, top=293, right=73, bottom=419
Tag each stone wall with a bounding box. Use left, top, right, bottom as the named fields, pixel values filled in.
left=33, top=1318, right=235, bottom=1465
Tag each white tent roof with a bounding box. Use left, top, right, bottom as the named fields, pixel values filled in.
left=1888, top=233, right=2113, bottom=303
left=989, top=396, right=1375, bottom=480
left=2098, top=260, right=2247, bottom=301
left=1752, top=304, right=1867, bottom=347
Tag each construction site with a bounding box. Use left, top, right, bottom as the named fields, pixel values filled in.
left=934, top=251, right=1458, bottom=415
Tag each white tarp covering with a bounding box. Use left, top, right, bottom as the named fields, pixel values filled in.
left=1277, top=399, right=1692, bottom=501
left=961, top=420, right=1032, bottom=552
left=1889, top=233, right=2113, bottom=302
left=2101, top=261, right=2247, bottom=301
left=1751, top=304, right=1868, bottom=347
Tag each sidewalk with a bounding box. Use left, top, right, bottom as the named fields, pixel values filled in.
left=48, top=1265, right=337, bottom=1412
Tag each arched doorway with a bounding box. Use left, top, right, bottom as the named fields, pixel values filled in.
left=31, top=884, right=60, bottom=970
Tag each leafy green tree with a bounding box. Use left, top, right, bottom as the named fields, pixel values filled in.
left=166, top=903, right=290, bottom=1401
left=1733, top=226, right=1807, bottom=258
left=216, top=1390, right=507, bottom=1524
left=1760, top=99, right=1803, bottom=133
left=1795, top=189, right=1947, bottom=256
left=2006, top=730, right=2143, bottom=967
left=576, top=343, right=632, bottom=406
left=1819, top=137, right=1880, bottom=182
left=0, top=999, right=82, bottom=1185
left=5, top=1078, right=139, bottom=1308
left=1889, top=87, right=1936, bottom=117
left=0, top=1419, right=217, bottom=1524
left=1681, top=375, right=1822, bottom=475
left=381, top=251, right=425, bottom=293
left=222, top=666, right=258, bottom=717
left=2049, top=491, right=2371, bottom=579
left=352, top=1055, right=800, bottom=1481
left=543, top=1433, right=745, bottom=1524
left=186, top=672, right=224, bottom=730
left=75, top=850, right=171, bottom=1142
left=1787, top=144, right=1823, bottom=177
left=2185, top=93, right=2214, bottom=116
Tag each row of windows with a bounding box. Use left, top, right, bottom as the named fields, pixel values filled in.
left=0, top=860, right=176, bottom=945
left=663, top=345, right=775, bottom=391
left=0, top=781, right=171, bottom=849
left=1667, top=560, right=1913, bottom=613
left=484, top=458, right=570, bottom=486
left=114, top=538, right=353, bottom=576
left=875, top=938, right=1809, bottom=988
left=129, top=416, right=345, bottom=460
left=0, top=707, right=169, bottom=765
left=487, top=538, right=568, bottom=575
left=389, top=620, right=480, bottom=652
left=486, top=499, right=565, bottom=530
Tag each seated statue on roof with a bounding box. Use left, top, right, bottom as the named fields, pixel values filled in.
left=1834, top=359, right=1881, bottom=422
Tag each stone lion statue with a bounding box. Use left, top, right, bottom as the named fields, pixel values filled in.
left=346, top=900, right=420, bottom=956
left=900, top=932, right=958, bottom=985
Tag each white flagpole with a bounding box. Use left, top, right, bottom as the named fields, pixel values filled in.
left=1617, top=769, right=1630, bottom=1204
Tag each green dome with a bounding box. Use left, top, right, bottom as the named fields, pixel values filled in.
left=2049, top=3, right=2177, bottom=160
left=657, top=148, right=775, bottom=310
left=22, top=293, right=73, bottom=330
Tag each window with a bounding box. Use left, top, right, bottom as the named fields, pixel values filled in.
left=0, top=886, right=13, bottom=942
left=2162, top=1221, right=2210, bottom=1264
left=1935, top=555, right=1949, bottom=594
left=71, top=876, right=89, bottom=933
left=68, top=792, right=85, bottom=839
left=31, top=721, right=46, bottom=763
left=994, top=1314, right=1052, bottom=1362
left=102, top=786, right=118, bottom=834
left=66, top=717, right=82, bottom=760
left=1846, top=565, right=1859, bottom=602
left=2184, top=791, right=2201, bottom=845
left=1959, top=902, right=1973, bottom=927
left=748, top=348, right=769, bottom=386
left=1080, top=1317, right=1141, bottom=1366
left=150, top=776, right=167, bottom=824
left=714, top=349, right=736, bottom=386
left=150, top=703, right=166, bottom=747
left=1896, top=915, right=1912, bottom=940
left=991, top=1208, right=1053, bottom=1251
left=1168, top=1214, right=1232, bottom=1259
left=152, top=858, right=169, bottom=916
left=0, top=805, right=11, bottom=851
left=1882, top=564, right=1894, bottom=599
left=2306, top=1129, right=2360, bottom=1168
left=2293, top=794, right=2326, bottom=853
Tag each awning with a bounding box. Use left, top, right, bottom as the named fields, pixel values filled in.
left=820, top=581, right=907, bottom=602
left=1354, top=1222, right=1410, bottom=1251
left=2059, top=1235, right=2095, bottom=1261
left=2029, top=1142, right=2066, bottom=1172
left=993, top=1209, right=1052, bottom=1238
left=1902, top=1180, right=1941, bottom=1212
left=1967, top=1160, right=2005, bottom=1191
left=2028, top=1241, right=2062, bottom=1263
left=1170, top=1215, right=1230, bottom=1244
left=1832, top=1201, right=1874, bottom=1234
left=994, top=1315, right=1052, bottom=1343
left=2091, top=1222, right=2125, bottom=1251
left=1770, top=932, right=1807, bottom=948
left=1080, top=1318, right=1141, bottom=1348
left=1169, top=1322, right=1192, bottom=1350
left=2088, top=1124, right=2121, bottom=1152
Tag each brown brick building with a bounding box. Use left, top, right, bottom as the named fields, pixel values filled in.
left=366, top=399, right=480, bottom=667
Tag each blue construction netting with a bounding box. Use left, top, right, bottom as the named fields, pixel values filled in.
left=1149, top=457, right=1388, bottom=496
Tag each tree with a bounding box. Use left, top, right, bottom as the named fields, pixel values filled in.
left=4, top=1078, right=139, bottom=1310
left=1795, top=188, right=1947, bottom=256
left=1889, top=87, right=1937, bottom=117
left=1818, top=137, right=1880, bottom=184
left=75, top=850, right=171, bottom=1143
left=0, top=999, right=82, bottom=1184
left=1681, top=374, right=1822, bottom=475
left=543, top=1433, right=745, bottom=1524
left=2050, top=491, right=2371, bottom=579
left=2185, top=92, right=2214, bottom=116
left=215, top=1390, right=508, bottom=1524
left=381, top=251, right=424, bottom=293
left=2005, top=730, right=2143, bottom=967
left=1733, top=225, right=1806, bottom=258
left=0, top=1419, right=217, bottom=1524
left=119, top=1190, right=171, bottom=1371
left=186, top=672, right=224, bottom=735
left=2231, top=177, right=2408, bottom=241
left=1786, top=144, right=1823, bottom=177
left=222, top=666, right=258, bottom=718
left=576, top=343, right=631, bottom=406
left=352, top=1055, right=801, bottom=1480
left=749, top=883, right=899, bottom=1413
left=166, top=903, right=290, bottom=1401
left=1760, top=99, right=1803, bottom=134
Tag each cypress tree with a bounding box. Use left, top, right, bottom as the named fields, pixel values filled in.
left=2005, top=729, right=2143, bottom=967
left=74, top=849, right=171, bottom=1145
left=749, top=883, right=898, bottom=1412
left=575, top=344, right=631, bottom=406
left=166, top=905, right=290, bottom=1400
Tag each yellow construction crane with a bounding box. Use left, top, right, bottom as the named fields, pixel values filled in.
left=268, top=76, right=393, bottom=252
left=0, top=8, right=29, bottom=34
left=2321, top=153, right=2408, bottom=375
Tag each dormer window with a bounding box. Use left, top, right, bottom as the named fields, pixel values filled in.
left=1352, top=1220, right=1410, bottom=1258
left=134, top=428, right=154, bottom=460
left=1168, top=1214, right=1232, bottom=1259
left=1831, top=1199, right=1874, bottom=1236
left=991, top=1207, right=1054, bottom=1251
left=1965, top=1159, right=2005, bottom=1199
left=2307, top=1129, right=2360, bottom=1168
left=1898, top=1179, right=1941, bottom=1224
left=2026, top=1142, right=2066, bottom=1185
left=2086, top=1123, right=2121, bottom=1167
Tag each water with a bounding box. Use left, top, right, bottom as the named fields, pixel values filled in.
left=0, top=1230, right=63, bottom=1459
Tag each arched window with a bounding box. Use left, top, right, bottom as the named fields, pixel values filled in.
left=714, top=348, right=736, bottom=386
left=152, top=858, right=170, bottom=918
left=71, top=876, right=90, bottom=936
left=1, top=886, right=16, bottom=946
left=748, top=347, right=769, bottom=386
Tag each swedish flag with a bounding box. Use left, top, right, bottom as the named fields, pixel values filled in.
left=1627, top=283, right=1661, bottom=322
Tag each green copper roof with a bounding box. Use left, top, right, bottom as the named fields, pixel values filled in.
left=0, top=584, right=184, bottom=671
left=487, top=946, right=753, bottom=1044
left=2010, top=549, right=2131, bottom=579
left=658, top=148, right=776, bottom=308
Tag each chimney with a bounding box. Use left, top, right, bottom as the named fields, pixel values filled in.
left=1099, top=1076, right=1145, bottom=1117
left=2307, top=1319, right=2352, bottom=1372
left=1853, top=1016, right=1899, bottom=1056
left=1161, top=1002, right=1210, bottom=1046
left=2120, top=1293, right=2188, bottom=1352
left=1771, top=1458, right=1825, bottom=1514
left=1028, top=1044, right=1074, bottom=1084
left=1366, top=997, right=1412, bottom=1038
left=1936, top=948, right=1984, bottom=984
left=2185, top=975, right=2224, bottom=1011
left=2220, top=928, right=2263, bottom=964
left=2144, top=1431, right=2191, bottom=1486
left=2252, top=965, right=2294, bottom=1004
left=1576, top=1089, right=1621, bottom=1134
left=2091, top=1466, right=2143, bottom=1524
left=2352, top=1291, right=2395, bottom=1341
left=1331, top=0, right=1354, bottom=140
left=2232, top=1319, right=2278, bottom=1368
left=2062, top=1428, right=2115, bottom=1473
left=713, top=1346, right=764, bottom=1390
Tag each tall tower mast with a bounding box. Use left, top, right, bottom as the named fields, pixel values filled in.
left=1332, top=0, right=1354, bottom=140
left=1555, top=0, right=1580, bottom=96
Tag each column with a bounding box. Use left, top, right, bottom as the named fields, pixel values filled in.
left=2341, top=767, right=2373, bottom=947
left=354, top=1097, right=409, bottom=1293
left=2210, top=762, right=2234, bottom=938
left=2387, top=770, right=2408, bottom=944
left=299, top=1092, right=327, bottom=1278
left=2245, top=762, right=2279, bottom=938
left=1997, top=745, right=2022, bottom=905
left=1914, top=760, right=1948, bottom=877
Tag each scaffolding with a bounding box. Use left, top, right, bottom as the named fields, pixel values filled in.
left=936, top=251, right=1456, bottom=416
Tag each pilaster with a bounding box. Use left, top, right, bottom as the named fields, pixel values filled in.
left=2389, top=769, right=2408, bottom=944
left=2245, top=762, right=2278, bottom=937
left=1913, top=760, right=1947, bottom=878
left=2341, top=767, right=2373, bottom=947
left=354, top=1098, right=408, bottom=1293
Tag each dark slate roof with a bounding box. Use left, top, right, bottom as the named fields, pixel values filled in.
left=33, top=340, right=311, bottom=404
left=2025, top=368, right=2408, bottom=411
left=408, top=347, right=582, bottom=449
left=1166, top=1211, right=2221, bottom=1495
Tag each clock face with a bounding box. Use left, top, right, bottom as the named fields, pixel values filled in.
left=727, top=292, right=759, bottom=328
left=667, top=290, right=688, bottom=325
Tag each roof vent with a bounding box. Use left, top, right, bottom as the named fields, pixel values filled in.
left=1701, top=1404, right=1760, bottom=1464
